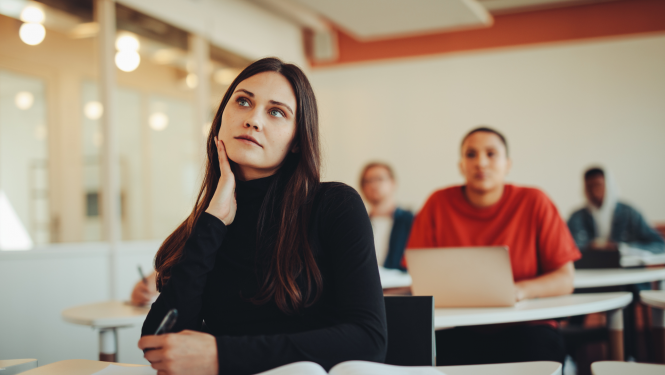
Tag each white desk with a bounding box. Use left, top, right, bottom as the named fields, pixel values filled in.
left=441, top=361, right=561, bottom=375
left=0, top=359, right=38, bottom=374
left=19, top=359, right=149, bottom=375
left=384, top=267, right=665, bottom=290
left=640, top=290, right=665, bottom=362
left=591, top=361, right=665, bottom=375
left=434, top=292, right=632, bottom=360
left=379, top=267, right=412, bottom=289
left=62, top=301, right=150, bottom=362
left=18, top=359, right=561, bottom=375
left=574, top=267, right=665, bottom=289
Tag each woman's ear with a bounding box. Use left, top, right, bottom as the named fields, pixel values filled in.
left=291, top=143, right=300, bottom=153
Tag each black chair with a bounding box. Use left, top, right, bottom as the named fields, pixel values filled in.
left=383, top=296, right=435, bottom=366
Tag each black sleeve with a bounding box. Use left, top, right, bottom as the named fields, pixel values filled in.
left=215, top=184, right=388, bottom=374
left=141, top=212, right=227, bottom=335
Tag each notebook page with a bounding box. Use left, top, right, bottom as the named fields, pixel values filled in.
left=254, top=361, right=328, bottom=375
left=92, top=364, right=157, bottom=375
left=330, top=361, right=444, bottom=375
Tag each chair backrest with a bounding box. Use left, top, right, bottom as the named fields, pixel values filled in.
left=383, top=295, right=435, bottom=366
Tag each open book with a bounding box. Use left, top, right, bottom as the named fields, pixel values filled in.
left=619, top=243, right=665, bottom=267
left=256, top=361, right=444, bottom=375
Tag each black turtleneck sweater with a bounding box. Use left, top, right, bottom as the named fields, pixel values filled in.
left=141, top=176, right=387, bottom=374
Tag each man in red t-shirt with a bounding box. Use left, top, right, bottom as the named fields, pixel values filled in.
left=406, top=127, right=580, bottom=366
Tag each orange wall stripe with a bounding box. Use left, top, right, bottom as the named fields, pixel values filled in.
left=310, top=0, right=665, bottom=67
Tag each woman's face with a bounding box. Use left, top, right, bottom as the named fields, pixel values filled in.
left=219, top=71, right=298, bottom=180
left=459, top=132, right=511, bottom=193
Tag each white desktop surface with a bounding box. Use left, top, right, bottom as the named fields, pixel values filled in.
left=18, top=359, right=561, bottom=375
left=440, top=361, right=561, bottom=375
left=574, top=267, right=665, bottom=289
left=19, top=360, right=146, bottom=375
left=379, top=267, right=413, bottom=289
left=640, top=290, right=665, bottom=309
left=62, top=301, right=150, bottom=329
left=0, top=359, right=37, bottom=367
left=434, top=292, right=631, bottom=328
left=591, top=361, right=665, bottom=375
left=383, top=267, right=665, bottom=290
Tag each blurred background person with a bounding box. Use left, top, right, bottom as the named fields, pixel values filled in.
left=131, top=271, right=158, bottom=306
left=568, top=167, right=664, bottom=254
left=360, top=162, right=414, bottom=271
left=406, top=127, right=580, bottom=366
left=566, top=166, right=664, bottom=364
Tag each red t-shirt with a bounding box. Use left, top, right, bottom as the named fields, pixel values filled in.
left=406, top=184, right=580, bottom=281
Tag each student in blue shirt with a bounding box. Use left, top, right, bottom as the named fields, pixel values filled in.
left=567, top=167, right=664, bottom=254
left=359, top=162, right=414, bottom=271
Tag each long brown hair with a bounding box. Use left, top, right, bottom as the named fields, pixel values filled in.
left=154, top=57, right=322, bottom=314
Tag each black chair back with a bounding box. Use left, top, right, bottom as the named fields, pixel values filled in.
left=384, top=295, right=435, bottom=366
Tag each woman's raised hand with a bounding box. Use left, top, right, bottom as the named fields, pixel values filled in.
left=205, top=137, right=237, bottom=225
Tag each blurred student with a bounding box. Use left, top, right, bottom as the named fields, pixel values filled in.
left=138, top=58, right=386, bottom=375
left=359, top=162, right=413, bottom=271
left=567, top=167, right=664, bottom=254
left=406, top=127, right=581, bottom=366
left=131, top=271, right=158, bottom=306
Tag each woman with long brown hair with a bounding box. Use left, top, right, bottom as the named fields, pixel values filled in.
left=137, top=58, right=387, bottom=375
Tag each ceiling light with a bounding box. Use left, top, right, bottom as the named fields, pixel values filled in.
left=19, top=22, right=45, bottom=45
left=15, top=91, right=34, bottom=110
left=115, top=50, right=140, bottom=72
left=149, top=112, right=169, bottom=131
left=186, top=73, right=198, bottom=89
left=20, top=5, right=44, bottom=23
left=115, top=34, right=139, bottom=51
left=84, top=101, right=103, bottom=120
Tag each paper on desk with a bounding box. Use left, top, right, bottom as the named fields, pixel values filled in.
left=92, top=364, right=157, bottom=375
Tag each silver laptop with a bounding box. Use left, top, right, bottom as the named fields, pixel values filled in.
left=405, top=247, right=515, bottom=308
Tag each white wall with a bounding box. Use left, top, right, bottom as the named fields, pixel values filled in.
left=117, top=0, right=308, bottom=68
left=310, top=33, right=665, bottom=223
left=0, top=242, right=159, bottom=365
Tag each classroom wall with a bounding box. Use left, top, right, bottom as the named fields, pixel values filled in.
left=310, top=33, right=665, bottom=223
left=0, top=243, right=159, bottom=366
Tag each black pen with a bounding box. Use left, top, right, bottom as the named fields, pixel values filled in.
left=144, top=309, right=178, bottom=353
left=138, top=265, right=148, bottom=285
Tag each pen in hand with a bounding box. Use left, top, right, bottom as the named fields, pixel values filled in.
left=138, top=265, right=148, bottom=285
left=143, top=308, right=178, bottom=353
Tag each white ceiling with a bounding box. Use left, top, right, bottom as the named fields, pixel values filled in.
left=289, top=0, right=493, bottom=40
left=477, top=0, right=618, bottom=14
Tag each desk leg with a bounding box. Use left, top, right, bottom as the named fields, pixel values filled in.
left=607, top=309, right=624, bottom=361
left=99, top=328, right=118, bottom=362
left=652, top=308, right=665, bottom=363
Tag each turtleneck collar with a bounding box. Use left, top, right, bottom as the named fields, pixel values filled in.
left=235, top=174, right=276, bottom=201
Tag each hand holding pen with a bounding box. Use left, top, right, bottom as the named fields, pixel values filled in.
left=138, top=309, right=218, bottom=375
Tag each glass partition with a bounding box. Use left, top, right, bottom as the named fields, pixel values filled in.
left=0, top=69, right=49, bottom=249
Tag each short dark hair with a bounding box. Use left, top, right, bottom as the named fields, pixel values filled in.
left=360, top=162, right=395, bottom=186
left=584, top=167, right=605, bottom=180
left=461, top=127, right=508, bottom=156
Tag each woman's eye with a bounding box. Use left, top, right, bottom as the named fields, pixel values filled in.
left=488, top=152, right=495, bottom=157
left=466, top=152, right=475, bottom=158
left=237, top=98, right=249, bottom=107
left=270, top=109, right=285, bottom=118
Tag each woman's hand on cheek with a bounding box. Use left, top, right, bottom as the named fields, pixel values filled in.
left=139, top=331, right=219, bottom=375
left=206, top=137, right=237, bottom=225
